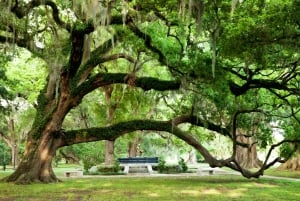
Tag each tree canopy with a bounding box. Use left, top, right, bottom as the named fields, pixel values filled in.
left=0, top=0, right=299, bottom=183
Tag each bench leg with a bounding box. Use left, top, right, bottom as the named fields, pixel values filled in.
left=147, top=165, right=153, bottom=174
left=124, top=165, right=129, bottom=174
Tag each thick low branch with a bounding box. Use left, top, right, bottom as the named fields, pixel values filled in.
left=60, top=118, right=223, bottom=167
left=61, top=115, right=231, bottom=145
left=59, top=115, right=283, bottom=178
left=72, top=73, right=181, bottom=98
left=172, top=115, right=232, bottom=137
left=77, top=53, right=135, bottom=85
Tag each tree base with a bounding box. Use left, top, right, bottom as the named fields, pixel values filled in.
left=3, top=171, right=61, bottom=184
left=278, top=156, right=300, bottom=171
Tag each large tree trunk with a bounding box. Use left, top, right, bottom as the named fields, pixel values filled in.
left=235, top=134, right=262, bottom=169
left=278, top=154, right=300, bottom=171
left=128, top=135, right=142, bottom=157
left=105, top=140, right=115, bottom=165
left=5, top=133, right=61, bottom=184
left=4, top=76, right=76, bottom=183
left=104, top=86, right=117, bottom=165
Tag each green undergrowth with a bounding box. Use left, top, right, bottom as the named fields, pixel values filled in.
left=0, top=173, right=300, bottom=201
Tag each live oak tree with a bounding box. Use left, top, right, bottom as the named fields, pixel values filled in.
left=0, top=0, right=299, bottom=184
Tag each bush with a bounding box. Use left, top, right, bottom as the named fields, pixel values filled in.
left=157, top=158, right=189, bottom=174
left=158, top=158, right=166, bottom=173
left=178, top=158, right=188, bottom=172
left=83, top=159, right=94, bottom=171
left=0, top=142, right=11, bottom=168
left=84, top=160, right=122, bottom=175
left=113, top=160, right=120, bottom=172
left=97, top=165, right=115, bottom=173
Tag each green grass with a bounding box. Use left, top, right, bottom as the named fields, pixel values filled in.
left=264, top=168, right=300, bottom=178
left=1, top=172, right=300, bottom=201
left=1, top=165, right=300, bottom=201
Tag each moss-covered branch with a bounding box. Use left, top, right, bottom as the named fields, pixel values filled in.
left=61, top=115, right=231, bottom=146
left=74, top=37, right=134, bottom=85
left=72, top=73, right=181, bottom=98
left=61, top=120, right=171, bottom=145
left=60, top=117, right=222, bottom=167
left=60, top=115, right=281, bottom=178
left=11, top=0, right=72, bottom=31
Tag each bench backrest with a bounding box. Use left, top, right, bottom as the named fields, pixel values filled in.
left=118, top=157, right=158, bottom=164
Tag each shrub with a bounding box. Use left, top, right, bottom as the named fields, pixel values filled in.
left=82, top=159, right=94, bottom=171
left=97, top=165, right=115, bottom=173
left=113, top=160, right=120, bottom=172
left=158, top=158, right=166, bottom=173
left=178, top=158, right=188, bottom=172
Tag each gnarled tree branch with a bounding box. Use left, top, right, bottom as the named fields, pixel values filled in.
left=59, top=114, right=294, bottom=178
left=11, top=0, right=71, bottom=31
left=72, top=73, right=181, bottom=98
left=127, top=17, right=183, bottom=75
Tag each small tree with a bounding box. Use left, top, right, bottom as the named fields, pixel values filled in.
left=0, top=142, right=11, bottom=170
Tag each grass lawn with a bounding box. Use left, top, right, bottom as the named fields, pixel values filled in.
left=1, top=171, right=300, bottom=201
left=264, top=168, right=300, bottom=179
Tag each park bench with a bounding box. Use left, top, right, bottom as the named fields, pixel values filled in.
left=201, top=168, right=215, bottom=175
left=118, top=157, right=159, bottom=174
left=64, top=170, right=83, bottom=177
left=197, top=167, right=216, bottom=175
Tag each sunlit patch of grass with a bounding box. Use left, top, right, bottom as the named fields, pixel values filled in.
left=142, top=190, right=160, bottom=197
left=181, top=189, right=203, bottom=196
left=226, top=188, right=247, bottom=198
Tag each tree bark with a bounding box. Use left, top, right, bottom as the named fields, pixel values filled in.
left=4, top=73, right=76, bottom=183
left=5, top=133, right=61, bottom=183
left=128, top=135, right=142, bottom=157
left=278, top=154, right=300, bottom=171
left=235, top=132, right=262, bottom=169
left=7, top=118, right=19, bottom=168
left=104, top=85, right=117, bottom=165
left=105, top=140, right=115, bottom=165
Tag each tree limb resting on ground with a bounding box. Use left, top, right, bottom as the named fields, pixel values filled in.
left=59, top=115, right=298, bottom=178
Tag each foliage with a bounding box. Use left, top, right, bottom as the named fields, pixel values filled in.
left=0, top=142, right=10, bottom=166
left=157, top=157, right=188, bottom=173
left=71, top=142, right=105, bottom=171
left=113, top=159, right=121, bottom=173
left=178, top=157, right=188, bottom=173
left=157, top=157, right=166, bottom=173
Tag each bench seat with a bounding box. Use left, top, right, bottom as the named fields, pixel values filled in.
left=118, top=157, right=158, bottom=174
left=197, top=168, right=215, bottom=175
left=64, top=170, right=83, bottom=177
